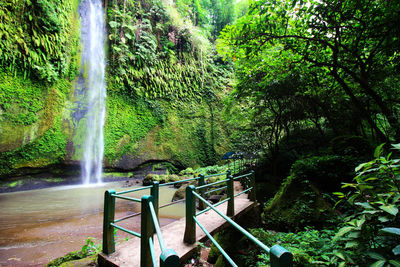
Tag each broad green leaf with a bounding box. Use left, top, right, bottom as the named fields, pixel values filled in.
left=334, top=251, right=346, bottom=260
left=109, top=21, right=119, bottom=28
left=379, top=205, right=399, bottom=216
left=355, top=202, right=373, bottom=209
left=367, top=252, right=386, bottom=260
left=374, top=143, right=385, bottom=158
left=355, top=162, right=367, bottom=172
left=333, top=227, right=354, bottom=241
left=345, top=241, right=358, bottom=248
left=378, top=216, right=390, bottom=223
left=389, top=260, right=400, bottom=267
left=381, top=227, right=400, bottom=236
left=391, top=143, right=400, bottom=150
left=357, top=217, right=366, bottom=228
left=393, top=245, right=400, bottom=256
left=370, top=260, right=386, bottom=267
left=333, top=192, right=345, bottom=197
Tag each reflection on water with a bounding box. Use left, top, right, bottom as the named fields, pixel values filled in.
left=0, top=181, right=184, bottom=266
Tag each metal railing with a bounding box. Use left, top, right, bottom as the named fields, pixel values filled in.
left=183, top=170, right=293, bottom=267
left=102, top=168, right=292, bottom=267
left=102, top=174, right=217, bottom=266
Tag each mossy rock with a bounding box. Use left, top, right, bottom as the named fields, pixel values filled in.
left=215, top=255, right=226, bottom=267
left=46, top=251, right=82, bottom=267
left=172, top=183, right=188, bottom=201
left=263, top=175, right=336, bottom=231
left=59, top=255, right=97, bottom=267
left=143, top=174, right=160, bottom=186
left=171, top=180, right=197, bottom=201
left=207, top=230, right=237, bottom=264
left=179, top=167, right=195, bottom=176
left=167, top=174, right=180, bottom=182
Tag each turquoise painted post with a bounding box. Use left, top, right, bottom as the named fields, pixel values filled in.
left=160, top=248, right=180, bottom=267
left=141, top=195, right=154, bottom=267
left=102, top=189, right=116, bottom=255
left=227, top=174, right=234, bottom=216
left=270, top=245, right=293, bottom=267
left=183, top=185, right=196, bottom=244
left=151, top=181, right=159, bottom=219
left=249, top=170, right=256, bottom=202
left=198, top=174, right=206, bottom=210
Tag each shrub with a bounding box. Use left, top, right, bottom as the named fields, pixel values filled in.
left=179, top=167, right=195, bottom=176
left=332, top=143, right=400, bottom=266
left=249, top=228, right=339, bottom=266
left=290, top=155, right=358, bottom=192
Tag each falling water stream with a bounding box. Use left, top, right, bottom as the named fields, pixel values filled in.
left=80, top=0, right=106, bottom=184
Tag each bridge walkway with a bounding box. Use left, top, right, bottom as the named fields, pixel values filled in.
left=98, top=182, right=257, bottom=266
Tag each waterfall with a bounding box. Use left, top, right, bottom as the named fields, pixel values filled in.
left=78, top=0, right=106, bottom=184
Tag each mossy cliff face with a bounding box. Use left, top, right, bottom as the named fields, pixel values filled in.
left=0, top=0, right=232, bottom=178
left=103, top=95, right=230, bottom=170
left=0, top=0, right=80, bottom=177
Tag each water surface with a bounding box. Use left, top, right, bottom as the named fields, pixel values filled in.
left=0, top=181, right=184, bottom=266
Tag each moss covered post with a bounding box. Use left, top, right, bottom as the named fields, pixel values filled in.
left=198, top=174, right=206, bottom=210
left=102, top=189, right=116, bottom=254
left=141, top=195, right=154, bottom=267
left=184, top=185, right=196, bottom=244
left=249, top=170, right=256, bottom=202
left=227, top=173, right=234, bottom=216
left=151, top=181, right=159, bottom=219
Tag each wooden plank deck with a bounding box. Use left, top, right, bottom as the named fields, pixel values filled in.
left=98, top=183, right=257, bottom=266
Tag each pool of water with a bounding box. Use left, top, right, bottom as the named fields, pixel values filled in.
left=0, top=181, right=184, bottom=266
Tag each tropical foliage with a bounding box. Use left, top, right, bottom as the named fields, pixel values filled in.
left=219, top=0, right=400, bottom=155
left=0, top=0, right=80, bottom=82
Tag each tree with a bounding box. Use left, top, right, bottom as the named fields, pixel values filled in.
left=219, top=0, right=400, bottom=142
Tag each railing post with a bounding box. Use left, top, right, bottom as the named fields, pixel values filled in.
left=198, top=174, right=206, bottom=210
left=141, top=195, right=154, bottom=267
left=151, top=181, right=159, bottom=219
left=227, top=173, right=234, bottom=216
left=249, top=170, right=256, bottom=202
left=160, top=248, right=180, bottom=267
left=102, top=189, right=116, bottom=255
left=183, top=185, right=196, bottom=244
left=270, top=245, right=293, bottom=267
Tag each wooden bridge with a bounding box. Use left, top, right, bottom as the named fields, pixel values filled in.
left=97, top=170, right=293, bottom=267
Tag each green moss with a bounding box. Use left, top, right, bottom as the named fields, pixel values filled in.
left=262, top=156, right=350, bottom=231
left=0, top=0, right=80, bottom=82
left=0, top=117, right=68, bottom=176
left=104, top=94, right=159, bottom=161
left=208, top=230, right=237, bottom=263
left=9, top=180, right=23, bottom=187
left=0, top=70, right=46, bottom=126
left=43, top=178, right=64, bottom=183
left=103, top=172, right=133, bottom=178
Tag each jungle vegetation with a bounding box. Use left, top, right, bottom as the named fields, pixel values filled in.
left=0, top=0, right=399, bottom=265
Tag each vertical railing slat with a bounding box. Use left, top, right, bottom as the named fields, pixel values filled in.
left=102, top=189, right=116, bottom=255
left=151, top=181, right=159, bottom=220
left=198, top=174, right=206, bottom=210
left=249, top=170, right=256, bottom=202
left=141, top=195, right=154, bottom=267
left=227, top=174, right=234, bottom=216
left=183, top=185, right=196, bottom=244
